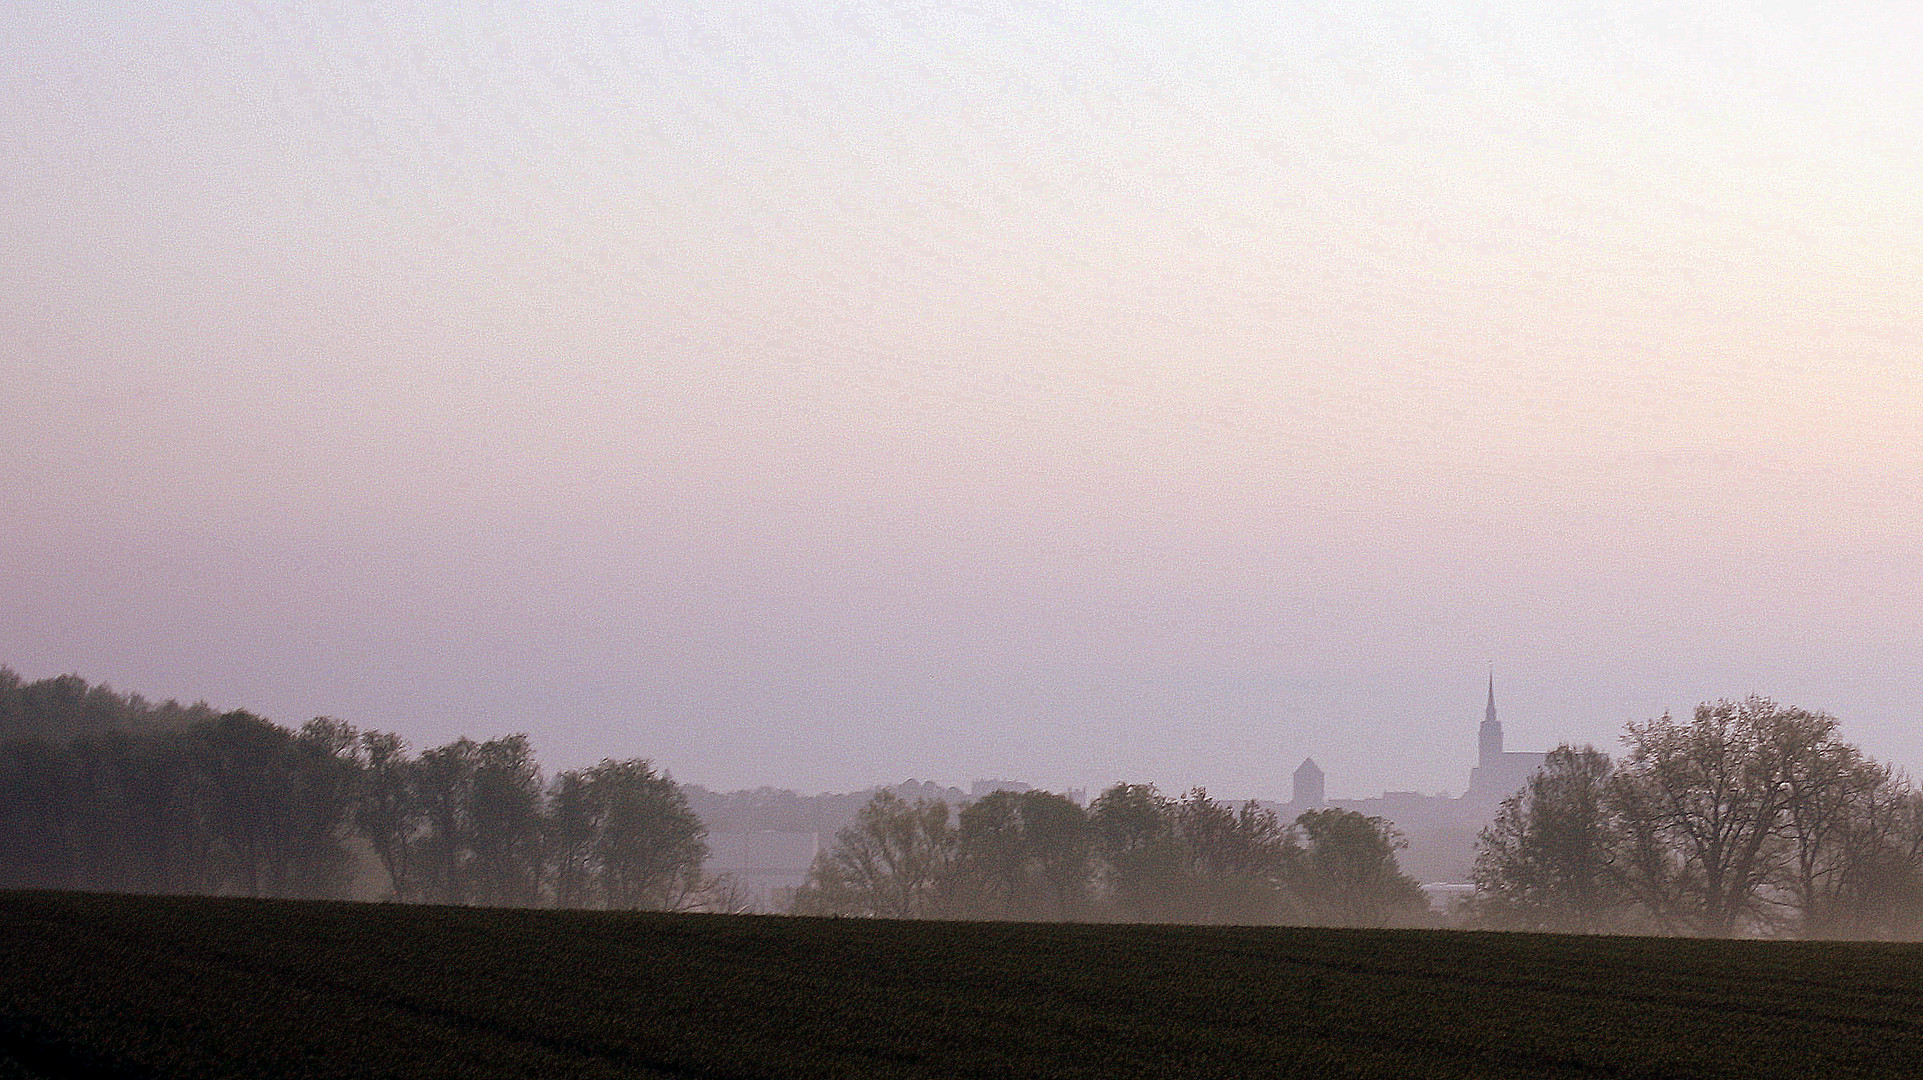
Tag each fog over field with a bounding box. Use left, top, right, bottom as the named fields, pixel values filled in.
left=5, top=1, right=1921, bottom=800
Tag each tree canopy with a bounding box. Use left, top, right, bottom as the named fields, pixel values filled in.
left=1472, top=698, right=1923, bottom=938
left=797, top=783, right=1427, bottom=927
left=0, top=671, right=716, bottom=911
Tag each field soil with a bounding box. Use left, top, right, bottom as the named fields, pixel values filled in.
left=4, top=891, right=1923, bottom=1078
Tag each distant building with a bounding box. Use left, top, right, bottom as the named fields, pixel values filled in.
left=687, top=780, right=979, bottom=911
left=1296, top=674, right=1552, bottom=884
left=1465, top=674, right=1547, bottom=798
left=1292, top=758, right=1325, bottom=808
left=704, top=830, right=822, bottom=911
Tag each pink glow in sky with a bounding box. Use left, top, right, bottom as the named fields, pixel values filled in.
left=5, top=1, right=1922, bottom=799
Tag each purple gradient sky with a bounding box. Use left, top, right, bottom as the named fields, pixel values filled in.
left=6, top=1, right=1921, bottom=799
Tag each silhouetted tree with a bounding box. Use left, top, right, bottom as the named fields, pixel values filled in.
left=0, top=667, right=218, bottom=742
left=0, top=738, right=78, bottom=890
left=1089, top=782, right=1181, bottom=920
left=1091, top=784, right=1299, bottom=924
left=544, top=768, right=597, bottom=909
left=190, top=711, right=357, bottom=899
left=1613, top=698, right=1837, bottom=935
left=579, top=758, right=708, bottom=910
left=1471, top=699, right=1923, bottom=938
left=794, top=791, right=955, bottom=918
left=352, top=729, right=418, bottom=900
left=1172, top=789, right=1298, bottom=923
left=1471, top=745, right=1627, bottom=932
left=466, top=735, right=545, bottom=906
left=952, top=789, right=1093, bottom=919
left=0, top=670, right=726, bottom=911
left=411, top=737, right=482, bottom=903
left=1834, top=782, right=1923, bottom=938
left=1292, top=808, right=1427, bottom=926
left=272, top=718, right=360, bottom=899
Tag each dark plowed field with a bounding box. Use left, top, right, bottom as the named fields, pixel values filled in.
left=4, top=891, right=1923, bottom=1078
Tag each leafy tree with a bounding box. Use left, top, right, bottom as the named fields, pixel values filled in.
left=66, top=730, right=163, bottom=892
left=352, top=729, right=418, bottom=900
left=952, top=789, right=1093, bottom=920
left=5, top=710, right=360, bottom=900
left=794, top=791, right=956, bottom=918
left=198, top=711, right=289, bottom=897
left=182, top=711, right=358, bottom=900
left=1471, top=745, right=1626, bottom=932
left=1090, top=784, right=1299, bottom=924
left=580, top=758, right=709, bottom=910
left=0, top=738, right=77, bottom=890
left=541, top=760, right=709, bottom=910
left=406, top=735, right=549, bottom=906
left=411, top=737, right=483, bottom=904
left=1292, top=808, right=1428, bottom=927
left=1171, top=789, right=1298, bottom=923
left=274, top=718, right=362, bottom=899
left=1089, top=783, right=1181, bottom=920
left=0, top=670, right=725, bottom=912
left=544, top=768, right=597, bottom=909
left=466, top=735, right=546, bottom=906
left=0, top=667, right=218, bottom=742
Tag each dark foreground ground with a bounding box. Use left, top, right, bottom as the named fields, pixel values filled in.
left=4, top=891, right=1923, bottom=1079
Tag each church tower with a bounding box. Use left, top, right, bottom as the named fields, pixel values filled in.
left=1468, top=671, right=1546, bottom=798
left=1478, top=672, right=1502, bottom=768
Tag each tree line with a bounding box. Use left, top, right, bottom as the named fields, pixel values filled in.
left=0, top=668, right=226, bottom=742
left=1472, top=697, right=1923, bottom=938
left=0, top=668, right=1431, bottom=926
left=793, top=784, right=1430, bottom=926
left=0, top=669, right=715, bottom=909
left=48, top=670, right=1922, bottom=937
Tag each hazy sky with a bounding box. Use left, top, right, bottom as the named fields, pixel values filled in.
left=6, top=0, right=1921, bottom=799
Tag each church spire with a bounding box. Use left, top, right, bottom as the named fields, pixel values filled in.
left=1478, top=668, right=1502, bottom=767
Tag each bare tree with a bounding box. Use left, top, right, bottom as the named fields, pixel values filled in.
left=1789, top=761, right=1923, bottom=938
left=1613, top=698, right=1837, bottom=936
left=697, top=872, right=756, bottom=914
left=1472, top=705, right=1923, bottom=938
left=1777, top=735, right=1879, bottom=935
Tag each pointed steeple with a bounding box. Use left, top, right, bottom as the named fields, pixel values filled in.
left=1478, top=669, right=1502, bottom=767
